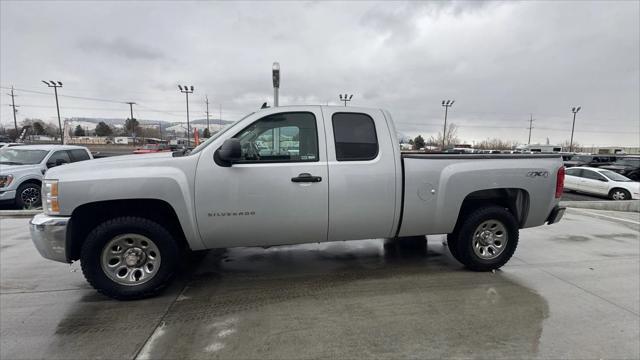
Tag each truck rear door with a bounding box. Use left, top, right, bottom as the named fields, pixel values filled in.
left=321, top=108, right=400, bottom=241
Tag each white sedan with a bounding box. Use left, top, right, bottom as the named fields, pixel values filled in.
left=565, top=166, right=640, bottom=200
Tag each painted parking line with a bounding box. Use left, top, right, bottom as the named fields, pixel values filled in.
left=570, top=208, right=640, bottom=225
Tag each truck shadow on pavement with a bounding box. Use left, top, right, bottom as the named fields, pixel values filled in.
left=45, top=237, right=549, bottom=359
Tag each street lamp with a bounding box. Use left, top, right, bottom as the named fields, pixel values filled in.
left=272, top=62, right=280, bottom=107
left=569, top=106, right=581, bottom=152
left=42, top=80, right=64, bottom=144
left=339, top=94, right=353, bottom=106
left=441, top=99, right=455, bottom=149
left=178, top=85, right=194, bottom=148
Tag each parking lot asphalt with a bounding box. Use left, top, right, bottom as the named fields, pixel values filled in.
left=1, top=209, right=639, bottom=360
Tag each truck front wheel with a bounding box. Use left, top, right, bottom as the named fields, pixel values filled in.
left=80, top=217, right=179, bottom=300
left=448, top=206, right=519, bottom=271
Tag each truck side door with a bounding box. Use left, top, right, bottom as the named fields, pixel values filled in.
left=321, top=108, right=400, bottom=241
left=194, top=108, right=329, bottom=248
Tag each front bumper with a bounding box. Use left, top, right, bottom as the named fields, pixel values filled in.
left=29, top=213, right=70, bottom=263
left=0, top=189, right=16, bottom=202
left=546, top=206, right=566, bottom=225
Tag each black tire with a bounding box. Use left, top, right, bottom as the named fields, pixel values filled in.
left=448, top=206, right=519, bottom=271
left=609, top=188, right=631, bottom=201
left=15, top=182, right=41, bottom=209
left=80, top=216, right=179, bottom=300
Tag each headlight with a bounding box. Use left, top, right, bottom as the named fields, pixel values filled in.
left=43, top=179, right=60, bottom=214
left=0, top=175, right=13, bottom=188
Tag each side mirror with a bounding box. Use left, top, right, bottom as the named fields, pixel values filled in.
left=47, top=159, right=68, bottom=168
left=599, top=178, right=608, bottom=182
left=215, top=138, right=241, bottom=167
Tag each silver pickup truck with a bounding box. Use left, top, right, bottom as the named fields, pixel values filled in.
left=30, top=106, right=566, bottom=300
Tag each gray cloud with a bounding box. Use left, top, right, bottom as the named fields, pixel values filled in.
left=77, top=37, right=164, bottom=60
left=1, top=0, right=638, bottom=146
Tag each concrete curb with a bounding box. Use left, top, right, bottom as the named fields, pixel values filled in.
left=560, top=200, right=640, bottom=213
left=0, top=209, right=41, bottom=218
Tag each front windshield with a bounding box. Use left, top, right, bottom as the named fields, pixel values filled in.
left=189, top=112, right=255, bottom=155
left=0, top=148, right=49, bottom=165
left=600, top=170, right=631, bottom=182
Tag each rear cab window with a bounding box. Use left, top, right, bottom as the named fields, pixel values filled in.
left=332, top=113, right=379, bottom=161
left=69, top=149, right=91, bottom=162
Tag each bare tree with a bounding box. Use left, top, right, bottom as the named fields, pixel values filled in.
left=560, top=140, right=583, bottom=152
left=428, top=123, right=460, bottom=148
left=476, top=138, right=520, bottom=150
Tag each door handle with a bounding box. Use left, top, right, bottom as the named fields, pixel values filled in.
left=291, top=173, right=322, bottom=183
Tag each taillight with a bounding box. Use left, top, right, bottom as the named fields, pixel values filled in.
left=555, top=166, right=565, bottom=198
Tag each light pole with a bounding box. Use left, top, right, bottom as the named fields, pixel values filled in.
left=441, top=99, right=455, bottom=149
left=272, top=62, right=280, bottom=107
left=339, top=94, right=353, bottom=106
left=569, top=106, right=581, bottom=152
left=42, top=81, right=64, bottom=144
left=178, top=85, right=194, bottom=148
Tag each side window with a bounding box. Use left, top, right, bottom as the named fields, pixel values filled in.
left=233, top=112, right=318, bottom=163
left=69, top=149, right=90, bottom=162
left=332, top=113, right=378, bottom=161
left=566, top=168, right=582, bottom=177
left=46, top=150, right=71, bottom=168
left=582, top=170, right=606, bottom=181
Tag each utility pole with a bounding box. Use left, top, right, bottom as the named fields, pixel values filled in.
left=178, top=85, right=194, bottom=148
left=527, top=114, right=535, bottom=145
left=158, top=121, right=163, bottom=141
left=125, top=102, right=137, bottom=144
left=41, top=81, right=64, bottom=144
left=205, top=95, right=210, bottom=133
left=339, top=94, right=353, bottom=106
left=441, top=100, right=455, bottom=149
left=7, top=86, right=19, bottom=140
left=569, top=106, right=581, bottom=152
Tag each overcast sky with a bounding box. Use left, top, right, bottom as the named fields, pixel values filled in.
left=1, top=0, right=639, bottom=146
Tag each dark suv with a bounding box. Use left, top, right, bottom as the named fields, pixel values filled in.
left=564, top=155, right=616, bottom=168
left=599, top=156, right=640, bottom=181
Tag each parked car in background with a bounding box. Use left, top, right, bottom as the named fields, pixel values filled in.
left=564, top=166, right=639, bottom=200
left=599, top=156, right=640, bottom=181
left=133, top=143, right=172, bottom=154
left=0, top=142, right=22, bottom=149
left=563, top=154, right=616, bottom=168
left=0, top=145, right=92, bottom=208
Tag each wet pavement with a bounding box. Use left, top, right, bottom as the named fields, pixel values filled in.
left=1, top=209, right=639, bottom=359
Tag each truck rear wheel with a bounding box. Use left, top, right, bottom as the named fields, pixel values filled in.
left=80, top=217, right=179, bottom=300
left=448, top=206, right=519, bottom=271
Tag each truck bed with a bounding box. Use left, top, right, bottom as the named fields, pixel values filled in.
left=397, top=152, right=563, bottom=237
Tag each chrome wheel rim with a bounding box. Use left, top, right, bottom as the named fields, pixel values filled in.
left=472, top=220, right=508, bottom=260
left=612, top=191, right=626, bottom=200
left=21, top=187, right=40, bottom=207
left=100, top=234, right=161, bottom=286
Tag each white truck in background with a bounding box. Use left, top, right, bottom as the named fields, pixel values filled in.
left=30, top=106, right=565, bottom=300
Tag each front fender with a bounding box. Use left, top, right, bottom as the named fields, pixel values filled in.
left=52, top=158, right=205, bottom=250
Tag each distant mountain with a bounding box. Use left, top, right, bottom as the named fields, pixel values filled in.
left=65, top=117, right=234, bottom=131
